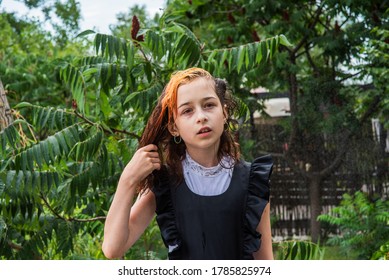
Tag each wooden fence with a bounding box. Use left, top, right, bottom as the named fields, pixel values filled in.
left=241, top=119, right=389, bottom=239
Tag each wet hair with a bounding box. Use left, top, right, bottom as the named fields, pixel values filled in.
left=138, top=67, right=240, bottom=193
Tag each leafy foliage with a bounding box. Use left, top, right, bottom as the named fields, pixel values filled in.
left=372, top=241, right=389, bottom=260
left=318, top=191, right=389, bottom=259
left=274, top=240, right=325, bottom=260
left=0, top=12, right=89, bottom=108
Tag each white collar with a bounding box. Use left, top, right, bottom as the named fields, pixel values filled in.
left=183, top=151, right=234, bottom=177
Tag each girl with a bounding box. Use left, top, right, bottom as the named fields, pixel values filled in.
left=102, top=67, right=273, bottom=260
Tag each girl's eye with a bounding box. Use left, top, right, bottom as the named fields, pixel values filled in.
left=204, top=103, right=216, bottom=109
left=181, top=108, right=192, bottom=115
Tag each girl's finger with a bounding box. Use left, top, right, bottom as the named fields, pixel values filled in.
left=153, top=162, right=161, bottom=170
left=143, top=144, right=158, bottom=152
left=147, top=151, right=160, bottom=158
left=150, top=157, right=161, bottom=163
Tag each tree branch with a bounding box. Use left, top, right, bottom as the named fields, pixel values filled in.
left=40, top=192, right=106, bottom=223
left=292, top=4, right=324, bottom=54
left=320, top=93, right=382, bottom=177
left=286, top=53, right=300, bottom=159
left=74, top=110, right=140, bottom=140
left=68, top=216, right=106, bottom=222
left=305, top=45, right=320, bottom=75
left=317, top=18, right=331, bottom=32
left=285, top=5, right=325, bottom=155
left=338, top=70, right=364, bottom=83
left=40, top=192, right=65, bottom=221
left=339, top=15, right=351, bottom=29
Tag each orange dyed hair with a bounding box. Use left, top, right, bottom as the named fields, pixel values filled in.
left=138, top=67, right=240, bottom=192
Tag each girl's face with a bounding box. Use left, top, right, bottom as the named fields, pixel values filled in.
left=170, top=77, right=226, bottom=161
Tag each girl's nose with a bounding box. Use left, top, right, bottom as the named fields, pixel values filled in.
left=196, top=110, right=208, bottom=123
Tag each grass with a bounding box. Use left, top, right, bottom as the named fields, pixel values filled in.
left=322, top=245, right=358, bottom=260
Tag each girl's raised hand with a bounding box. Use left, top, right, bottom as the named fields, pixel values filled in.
left=120, top=144, right=161, bottom=187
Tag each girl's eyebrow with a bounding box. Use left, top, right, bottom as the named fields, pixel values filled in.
left=177, top=96, right=217, bottom=109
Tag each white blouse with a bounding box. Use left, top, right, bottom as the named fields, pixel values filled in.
left=182, top=152, right=234, bottom=196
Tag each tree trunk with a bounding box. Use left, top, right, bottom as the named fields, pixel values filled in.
left=309, top=175, right=323, bottom=243
left=376, top=120, right=387, bottom=197
left=287, top=53, right=299, bottom=156
left=0, top=79, right=13, bottom=131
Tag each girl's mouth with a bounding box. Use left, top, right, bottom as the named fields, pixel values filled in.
left=197, top=127, right=212, bottom=135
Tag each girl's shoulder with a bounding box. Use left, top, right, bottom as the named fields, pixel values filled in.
left=238, top=155, right=273, bottom=177
left=249, top=155, right=273, bottom=177
left=243, top=155, right=273, bottom=199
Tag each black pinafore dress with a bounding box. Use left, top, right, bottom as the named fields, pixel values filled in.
left=152, top=155, right=273, bottom=260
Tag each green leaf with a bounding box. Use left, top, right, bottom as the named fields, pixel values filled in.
left=256, top=42, right=263, bottom=64
left=126, top=44, right=135, bottom=70
left=219, top=49, right=229, bottom=69
left=279, top=34, right=293, bottom=47
left=33, top=144, right=43, bottom=169
left=108, top=35, right=115, bottom=60
left=228, top=48, right=238, bottom=72
left=263, top=40, right=270, bottom=61
left=291, top=241, right=299, bottom=259
left=270, top=37, right=277, bottom=59
left=98, top=34, right=108, bottom=57
left=237, top=45, right=246, bottom=74
left=246, top=43, right=256, bottom=69
left=6, top=170, right=15, bottom=187
left=40, top=141, right=51, bottom=166
left=0, top=217, right=6, bottom=240
left=76, top=29, right=96, bottom=38
left=13, top=102, right=33, bottom=109
left=300, top=241, right=307, bottom=259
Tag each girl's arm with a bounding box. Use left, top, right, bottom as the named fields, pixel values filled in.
left=253, top=203, right=274, bottom=260
left=102, top=144, right=160, bottom=259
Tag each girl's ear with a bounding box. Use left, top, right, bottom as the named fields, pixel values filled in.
left=223, top=104, right=228, bottom=121
left=168, top=122, right=179, bottom=136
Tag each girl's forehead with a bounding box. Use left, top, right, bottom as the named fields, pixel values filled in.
left=177, top=78, right=216, bottom=97
left=177, top=88, right=218, bottom=107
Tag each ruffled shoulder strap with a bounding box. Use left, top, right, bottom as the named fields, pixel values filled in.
left=249, top=155, right=273, bottom=202
left=243, top=155, right=273, bottom=259
left=151, top=167, right=182, bottom=259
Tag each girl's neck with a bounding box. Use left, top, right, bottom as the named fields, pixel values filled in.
left=186, top=149, right=219, bottom=167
